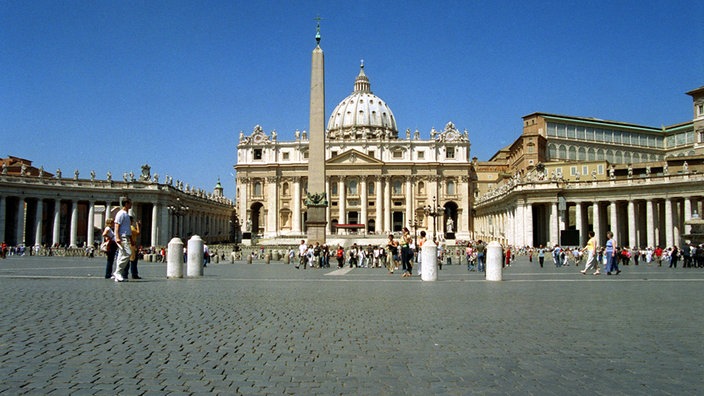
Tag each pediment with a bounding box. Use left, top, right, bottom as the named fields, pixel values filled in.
left=327, top=149, right=384, bottom=165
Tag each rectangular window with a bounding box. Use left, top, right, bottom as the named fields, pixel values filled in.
left=570, top=166, right=577, bottom=176
left=698, top=104, right=703, bottom=116
left=582, top=165, right=588, bottom=175
left=567, top=125, right=576, bottom=139
left=585, top=127, right=594, bottom=141
left=331, top=151, right=338, bottom=158
left=367, top=150, right=375, bottom=158
left=557, top=124, right=566, bottom=138
left=393, top=151, right=403, bottom=159
left=598, top=164, right=604, bottom=174
left=304, top=152, right=309, bottom=159
left=446, top=148, right=455, bottom=159
left=417, top=151, right=425, bottom=159
left=282, top=152, right=289, bottom=160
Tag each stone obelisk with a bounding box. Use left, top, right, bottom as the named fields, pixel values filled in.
left=305, top=19, right=328, bottom=244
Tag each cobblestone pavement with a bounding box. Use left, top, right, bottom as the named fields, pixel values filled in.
left=1, top=254, right=703, bottom=395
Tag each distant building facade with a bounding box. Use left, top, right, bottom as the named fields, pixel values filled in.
left=473, top=86, right=704, bottom=249
left=0, top=159, right=237, bottom=248
left=235, top=65, right=474, bottom=241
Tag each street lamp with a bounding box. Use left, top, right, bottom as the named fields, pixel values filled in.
left=423, top=195, right=445, bottom=242
left=167, top=197, right=189, bottom=239
left=408, top=217, right=419, bottom=253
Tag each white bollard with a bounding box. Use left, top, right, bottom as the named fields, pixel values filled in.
left=486, top=241, right=503, bottom=281
left=421, top=239, right=438, bottom=281
left=167, top=238, right=184, bottom=279
left=187, top=235, right=204, bottom=277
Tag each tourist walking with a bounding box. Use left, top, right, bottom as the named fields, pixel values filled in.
left=121, top=216, right=142, bottom=279
left=400, top=227, right=413, bottom=277
left=475, top=240, right=486, bottom=272
left=297, top=240, right=307, bottom=269
left=112, top=198, right=132, bottom=282
left=605, top=231, right=620, bottom=275
left=386, top=234, right=398, bottom=274
left=580, top=231, right=600, bottom=275
left=102, top=218, right=118, bottom=279
left=537, top=245, right=545, bottom=268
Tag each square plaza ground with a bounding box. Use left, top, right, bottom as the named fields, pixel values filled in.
left=1, top=254, right=702, bottom=395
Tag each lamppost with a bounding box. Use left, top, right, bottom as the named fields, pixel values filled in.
left=167, top=197, right=189, bottom=239
left=423, top=196, right=445, bottom=242
left=408, top=217, right=419, bottom=252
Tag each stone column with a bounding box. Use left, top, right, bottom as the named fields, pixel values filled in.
left=460, top=176, right=470, bottom=235
left=293, top=177, right=301, bottom=234
left=325, top=179, right=331, bottom=233
left=524, top=203, right=533, bottom=247
left=664, top=198, right=673, bottom=248
left=684, top=197, right=692, bottom=235
left=375, top=176, right=383, bottom=234
left=592, top=202, right=601, bottom=247
left=507, top=208, right=514, bottom=246
left=0, top=195, right=5, bottom=244
left=159, top=204, right=170, bottom=245
left=87, top=201, right=95, bottom=247
left=151, top=203, right=159, bottom=246
left=405, top=176, right=413, bottom=228
left=575, top=202, right=584, bottom=246
left=646, top=199, right=655, bottom=248
left=627, top=200, right=636, bottom=248
left=338, top=177, right=346, bottom=227
left=34, top=199, right=43, bottom=247
left=360, top=177, right=368, bottom=232
left=53, top=200, right=61, bottom=246
left=69, top=200, right=78, bottom=247
left=266, top=176, right=278, bottom=237
left=16, top=197, right=25, bottom=245
left=610, top=201, right=618, bottom=243
left=549, top=202, right=558, bottom=246
left=383, top=177, right=391, bottom=233
left=515, top=203, right=525, bottom=247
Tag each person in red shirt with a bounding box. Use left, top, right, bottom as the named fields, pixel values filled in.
left=654, top=246, right=664, bottom=267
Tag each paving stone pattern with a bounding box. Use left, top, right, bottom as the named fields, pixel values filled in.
left=1, top=256, right=702, bottom=395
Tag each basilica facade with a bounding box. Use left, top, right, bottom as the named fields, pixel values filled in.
left=235, top=65, right=473, bottom=241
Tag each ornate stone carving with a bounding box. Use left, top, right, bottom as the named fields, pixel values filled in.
left=305, top=192, right=328, bottom=207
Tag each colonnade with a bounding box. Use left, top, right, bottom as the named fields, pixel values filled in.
left=475, top=175, right=704, bottom=249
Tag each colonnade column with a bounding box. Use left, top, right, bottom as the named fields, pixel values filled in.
left=0, top=195, right=5, bottom=243
left=34, top=199, right=43, bottom=247
left=549, top=202, right=558, bottom=246
left=609, top=201, right=618, bottom=243
left=375, top=176, right=383, bottom=234
left=266, top=176, right=278, bottom=237
left=524, top=203, right=533, bottom=247
left=338, top=177, right=346, bottom=227
left=87, top=201, right=95, bottom=247
left=325, top=179, right=331, bottom=234
left=383, top=177, right=391, bottom=233
left=664, top=198, right=673, bottom=248
left=627, top=200, right=636, bottom=248
left=69, top=200, right=78, bottom=247
left=404, top=176, right=412, bottom=227
left=575, top=202, right=584, bottom=246
left=53, top=200, right=61, bottom=246
left=684, top=198, right=692, bottom=235
left=514, top=203, right=524, bottom=247
left=460, top=176, right=470, bottom=235
left=293, top=177, right=301, bottom=234
left=592, top=203, right=601, bottom=247
left=507, top=208, right=514, bottom=246
left=151, top=203, right=159, bottom=246
left=360, top=178, right=368, bottom=233
left=16, top=197, right=25, bottom=245
left=646, top=199, right=655, bottom=248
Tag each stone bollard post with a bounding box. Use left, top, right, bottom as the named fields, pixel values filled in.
left=167, top=238, right=184, bottom=279
left=247, top=254, right=253, bottom=264
left=284, top=252, right=290, bottom=265
left=231, top=252, right=236, bottom=263
left=264, top=253, right=271, bottom=264
left=273, top=251, right=280, bottom=261
left=187, top=235, right=204, bottom=277
left=486, top=241, right=503, bottom=281
left=421, top=239, right=438, bottom=281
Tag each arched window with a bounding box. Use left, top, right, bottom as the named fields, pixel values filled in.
left=253, top=181, right=262, bottom=197
left=282, top=182, right=290, bottom=197
left=331, top=182, right=338, bottom=196
left=568, top=146, right=577, bottom=160
left=548, top=144, right=557, bottom=160
left=417, top=181, right=425, bottom=195
left=367, top=180, right=375, bottom=195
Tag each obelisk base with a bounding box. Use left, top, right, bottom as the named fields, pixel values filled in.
left=306, top=206, right=327, bottom=244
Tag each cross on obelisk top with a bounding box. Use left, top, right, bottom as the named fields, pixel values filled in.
left=314, top=15, right=323, bottom=44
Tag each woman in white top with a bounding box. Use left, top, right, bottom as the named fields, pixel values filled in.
left=102, top=218, right=118, bottom=279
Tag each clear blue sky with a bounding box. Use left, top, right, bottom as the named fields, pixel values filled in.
left=2, top=1, right=702, bottom=199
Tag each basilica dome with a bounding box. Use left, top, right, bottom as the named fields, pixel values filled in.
left=327, top=64, right=398, bottom=140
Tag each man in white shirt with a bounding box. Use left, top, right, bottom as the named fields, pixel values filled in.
left=297, top=240, right=307, bottom=269
left=113, top=198, right=132, bottom=282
